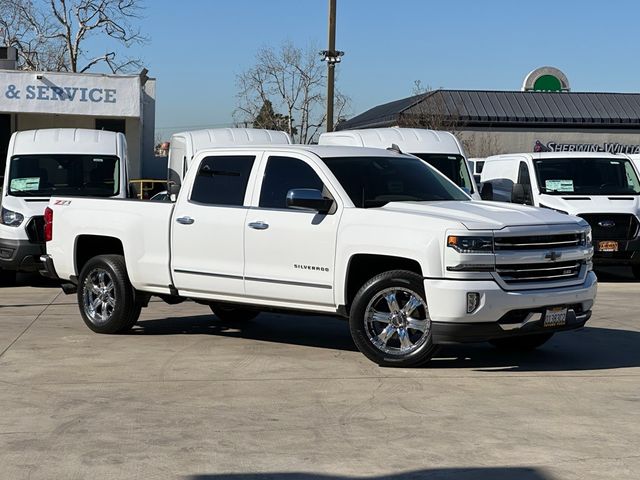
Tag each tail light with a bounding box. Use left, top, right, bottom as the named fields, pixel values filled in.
left=44, top=207, right=53, bottom=242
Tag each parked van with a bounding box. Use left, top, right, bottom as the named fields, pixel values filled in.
left=318, top=128, right=479, bottom=199
left=168, top=128, right=292, bottom=186
left=480, top=152, right=640, bottom=278
left=0, top=129, right=129, bottom=284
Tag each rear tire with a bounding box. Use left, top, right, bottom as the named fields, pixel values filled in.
left=0, top=269, right=17, bottom=287
left=349, top=270, right=437, bottom=367
left=209, top=303, right=259, bottom=323
left=77, top=255, right=141, bottom=334
left=489, top=333, right=554, bottom=351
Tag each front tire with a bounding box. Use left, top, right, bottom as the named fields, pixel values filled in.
left=349, top=270, right=437, bottom=367
left=209, top=303, right=259, bottom=323
left=77, top=255, right=141, bottom=334
left=489, top=333, right=554, bottom=351
left=632, top=264, right=640, bottom=281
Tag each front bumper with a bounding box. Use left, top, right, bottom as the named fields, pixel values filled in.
left=0, top=238, right=45, bottom=272
left=432, top=308, right=591, bottom=344
left=424, top=271, right=597, bottom=343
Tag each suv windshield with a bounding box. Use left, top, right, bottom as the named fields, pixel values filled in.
left=534, top=157, right=640, bottom=196
left=413, top=153, right=474, bottom=193
left=8, top=154, right=120, bottom=197
left=321, top=155, right=469, bottom=208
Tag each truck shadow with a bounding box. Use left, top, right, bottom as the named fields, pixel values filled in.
left=594, top=266, right=637, bottom=283
left=133, top=314, right=640, bottom=372
left=186, top=467, right=552, bottom=480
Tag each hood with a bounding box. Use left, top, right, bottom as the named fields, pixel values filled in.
left=379, top=200, right=584, bottom=231
left=538, top=194, right=640, bottom=216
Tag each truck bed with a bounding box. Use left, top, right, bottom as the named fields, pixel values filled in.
left=47, top=197, right=175, bottom=294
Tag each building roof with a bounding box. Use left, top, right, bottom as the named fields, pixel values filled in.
left=336, top=90, right=640, bottom=130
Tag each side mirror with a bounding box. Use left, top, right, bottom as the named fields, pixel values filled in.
left=286, top=189, right=333, bottom=214
left=480, top=182, right=493, bottom=201
left=511, top=183, right=529, bottom=204
left=168, top=182, right=181, bottom=202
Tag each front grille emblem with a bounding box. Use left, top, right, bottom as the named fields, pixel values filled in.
left=598, top=220, right=616, bottom=228
left=545, top=251, right=562, bottom=261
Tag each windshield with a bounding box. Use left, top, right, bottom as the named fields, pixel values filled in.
left=534, top=157, right=640, bottom=196
left=321, top=155, right=470, bottom=208
left=413, top=153, right=474, bottom=193
left=8, top=154, right=120, bottom=197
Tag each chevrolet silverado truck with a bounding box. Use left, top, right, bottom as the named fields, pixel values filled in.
left=42, top=145, right=597, bottom=367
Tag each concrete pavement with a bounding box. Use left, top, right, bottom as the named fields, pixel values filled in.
left=0, top=269, right=639, bottom=479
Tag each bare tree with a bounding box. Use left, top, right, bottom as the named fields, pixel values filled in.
left=401, top=81, right=465, bottom=134
left=460, top=132, right=502, bottom=158
left=0, top=0, right=147, bottom=73
left=235, top=42, right=349, bottom=144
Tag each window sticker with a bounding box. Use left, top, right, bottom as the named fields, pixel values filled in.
left=10, top=177, right=40, bottom=191
left=545, top=179, right=574, bottom=192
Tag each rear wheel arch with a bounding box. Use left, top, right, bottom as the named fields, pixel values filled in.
left=75, top=235, right=125, bottom=277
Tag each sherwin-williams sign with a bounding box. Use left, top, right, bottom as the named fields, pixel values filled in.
left=534, top=140, right=640, bottom=154
left=0, top=71, right=140, bottom=117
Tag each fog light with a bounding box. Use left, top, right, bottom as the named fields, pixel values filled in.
left=467, top=292, right=480, bottom=314
left=0, top=248, right=14, bottom=259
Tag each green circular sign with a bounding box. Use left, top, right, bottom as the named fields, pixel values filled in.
left=533, top=75, right=563, bottom=92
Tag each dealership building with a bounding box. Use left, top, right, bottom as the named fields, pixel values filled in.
left=336, top=67, right=640, bottom=158
left=0, top=47, right=155, bottom=178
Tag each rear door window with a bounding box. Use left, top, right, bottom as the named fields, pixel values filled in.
left=190, top=156, right=255, bottom=206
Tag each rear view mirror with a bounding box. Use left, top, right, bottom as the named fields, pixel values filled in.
left=480, top=182, right=493, bottom=201
left=511, top=183, right=532, bottom=205
left=168, top=182, right=181, bottom=202
left=286, top=189, right=333, bottom=214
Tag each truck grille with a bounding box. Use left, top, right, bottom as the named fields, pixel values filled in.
left=578, top=213, right=639, bottom=241
left=496, top=260, right=583, bottom=284
left=25, top=216, right=45, bottom=244
left=494, top=233, right=582, bottom=250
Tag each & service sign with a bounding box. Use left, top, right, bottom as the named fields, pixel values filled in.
left=0, top=71, right=141, bottom=117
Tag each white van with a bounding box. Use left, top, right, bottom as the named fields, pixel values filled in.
left=480, top=152, right=640, bottom=279
left=168, top=128, right=292, bottom=185
left=0, top=128, right=129, bottom=284
left=318, top=128, right=479, bottom=199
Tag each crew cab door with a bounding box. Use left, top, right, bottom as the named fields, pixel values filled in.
left=170, top=152, right=260, bottom=297
left=244, top=153, right=341, bottom=307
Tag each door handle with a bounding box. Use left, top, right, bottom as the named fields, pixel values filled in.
left=248, top=221, right=269, bottom=230
left=176, top=216, right=195, bottom=225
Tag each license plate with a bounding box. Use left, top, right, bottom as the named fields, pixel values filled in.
left=598, top=240, right=618, bottom=252
left=544, top=307, right=567, bottom=327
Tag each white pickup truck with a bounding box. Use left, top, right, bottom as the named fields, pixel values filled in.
left=43, top=145, right=597, bottom=367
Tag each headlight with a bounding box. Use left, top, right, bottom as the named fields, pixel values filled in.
left=1, top=207, right=24, bottom=227
left=581, top=228, right=592, bottom=246
left=447, top=235, right=494, bottom=253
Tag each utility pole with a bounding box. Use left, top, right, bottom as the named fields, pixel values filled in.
left=321, top=0, right=343, bottom=132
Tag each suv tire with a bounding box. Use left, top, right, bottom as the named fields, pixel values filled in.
left=349, top=270, right=437, bottom=367
left=77, top=255, right=141, bottom=334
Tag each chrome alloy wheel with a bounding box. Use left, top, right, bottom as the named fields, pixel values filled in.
left=82, top=268, right=116, bottom=326
left=364, top=287, right=431, bottom=356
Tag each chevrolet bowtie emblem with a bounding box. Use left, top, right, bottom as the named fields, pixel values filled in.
left=545, top=251, right=562, bottom=261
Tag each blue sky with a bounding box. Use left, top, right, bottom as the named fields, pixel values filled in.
left=126, top=0, right=640, bottom=139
